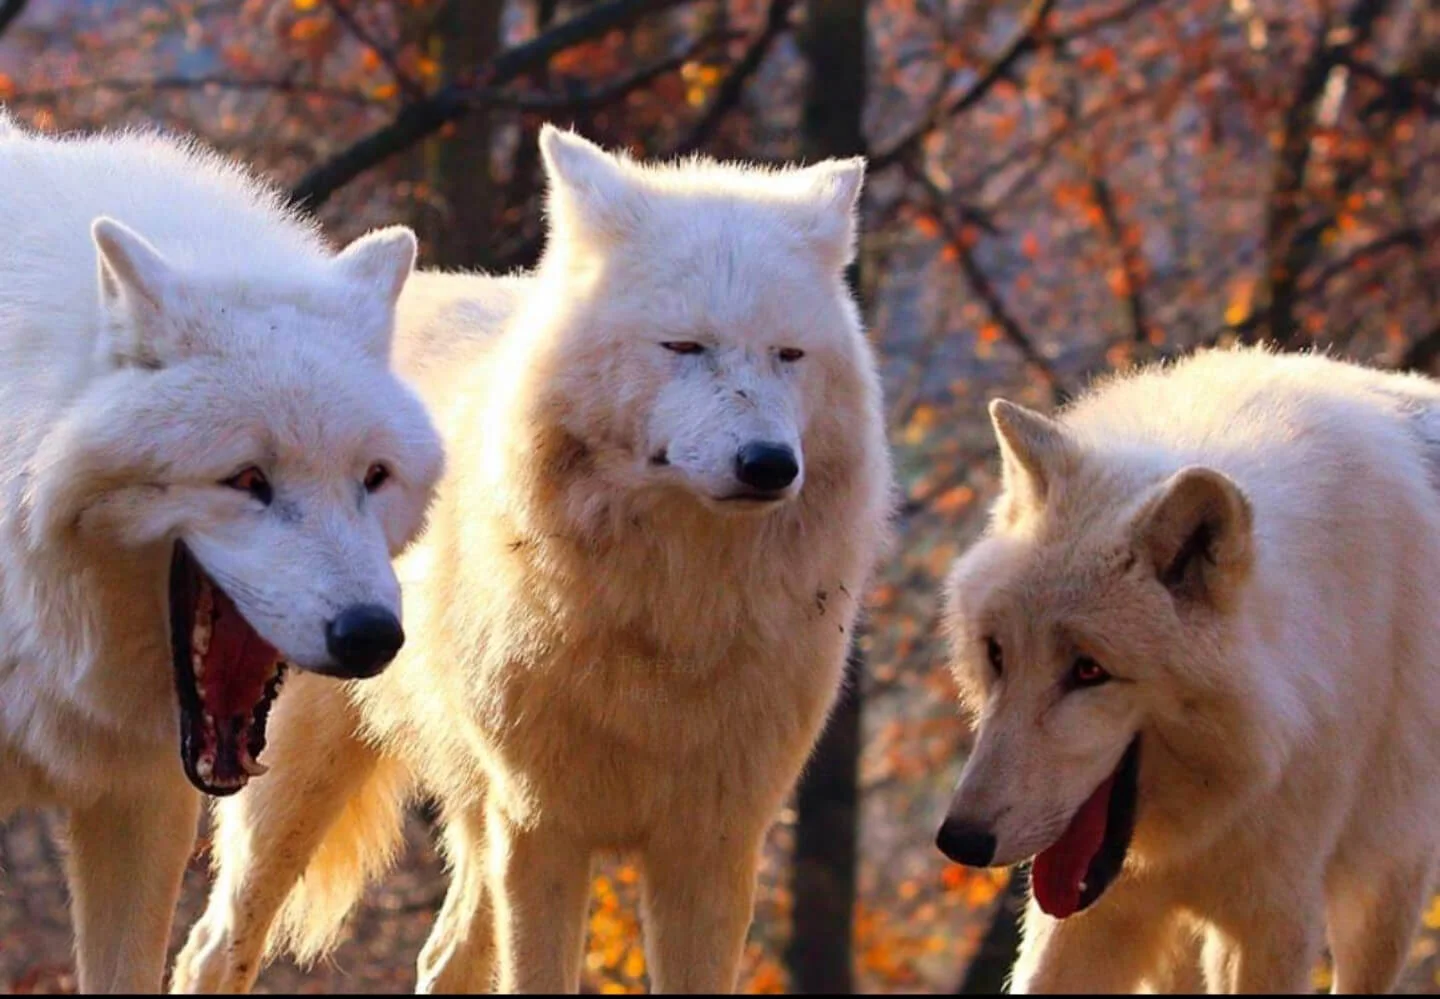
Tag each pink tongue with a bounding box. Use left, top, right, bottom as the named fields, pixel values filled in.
left=202, top=583, right=278, bottom=720
left=1031, top=770, right=1115, bottom=919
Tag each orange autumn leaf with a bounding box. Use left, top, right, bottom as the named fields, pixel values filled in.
left=622, top=947, right=645, bottom=979
left=914, top=214, right=941, bottom=239
left=1225, top=276, right=1255, bottom=326
left=1107, top=267, right=1132, bottom=298
left=746, top=960, right=787, bottom=994
left=1083, top=46, right=1119, bottom=75
left=288, top=16, right=327, bottom=43
left=932, top=485, right=975, bottom=515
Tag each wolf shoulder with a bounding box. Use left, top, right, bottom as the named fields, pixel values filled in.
left=392, top=270, right=531, bottom=398
left=1061, top=347, right=1440, bottom=510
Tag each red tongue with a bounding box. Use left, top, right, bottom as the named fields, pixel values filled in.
left=202, top=583, right=278, bottom=719
left=1031, top=770, right=1116, bottom=919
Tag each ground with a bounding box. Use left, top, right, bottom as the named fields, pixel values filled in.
left=1, top=809, right=441, bottom=994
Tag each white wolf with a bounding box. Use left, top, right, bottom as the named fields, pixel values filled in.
left=0, top=118, right=444, bottom=991
left=936, top=347, right=1440, bottom=993
left=171, top=126, right=894, bottom=994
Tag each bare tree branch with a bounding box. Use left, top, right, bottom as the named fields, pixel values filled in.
left=0, top=0, right=27, bottom=39
left=290, top=0, right=699, bottom=212
left=1254, top=0, right=1395, bottom=347
left=17, top=76, right=386, bottom=107
left=479, top=29, right=734, bottom=113
left=872, top=0, right=1059, bottom=172
left=325, top=0, right=422, bottom=100
left=1400, top=320, right=1440, bottom=371
left=1054, top=0, right=1161, bottom=42
left=1342, top=55, right=1440, bottom=117
left=1089, top=166, right=1151, bottom=346
left=908, top=165, right=1068, bottom=403
left=673, top=0, right=796, bottom=156
left=1300, top=219, right=1439, bottom=298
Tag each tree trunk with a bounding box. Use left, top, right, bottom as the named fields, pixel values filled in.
left=785, top=4, right=867, bottom=992
left=421, top=0, right=503, bottom=270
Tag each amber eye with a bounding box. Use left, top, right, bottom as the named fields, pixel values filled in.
left=223, top=466, right=272, bottom=505
left=985, top=636, right=1003, bottom=677
left=661, top=341, right=705, bottom=355
left=778, top=347, right=805, bottom=362
left=1070, top=656, right=1111, bottom=689
left=364, top=463, right=391, bottom=493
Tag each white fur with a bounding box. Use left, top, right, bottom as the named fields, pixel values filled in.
left=0, top=120, right=443, bottom=991
left=172, top=126, right=894, bottom=994
left=941, top=346, right=1440, bottom=993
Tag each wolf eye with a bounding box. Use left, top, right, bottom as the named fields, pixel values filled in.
left=364, top=463, right=391, bottom=493
left=985, top=636, right=1003, bottom=677
left=1069, top=656, right=1111, bottom=689
left=661, top=341, right=705, bottom=355
left=223, top=466, right=272, bottom=505
left=778, top=347, right=805, bottom=362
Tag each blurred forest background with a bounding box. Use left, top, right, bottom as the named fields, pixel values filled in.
left=0, top=0, right=1437, bottom=993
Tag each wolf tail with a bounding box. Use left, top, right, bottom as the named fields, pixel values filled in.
left=233, top=677, right=416, bottom=966
left=267, top=755, right=413, bottom=965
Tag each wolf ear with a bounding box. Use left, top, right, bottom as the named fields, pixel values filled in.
left=539, top=124, right=643, bottom=242
left=93, top=217, right=190, bottom=369
left=792, top=157, right=866, bottom=269
left=336, top=226, right=417, bottom=308
left=989, top=399, right=1073, bottom=508
left=1133, top=466, right=1253, bottom=610
left=334, top=226, right=416, bottom=361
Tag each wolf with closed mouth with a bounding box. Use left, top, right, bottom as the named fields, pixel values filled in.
left=172, top=126, right=894, bottom=994
left=0, top=118, right=443, bottom=991
left=937, top=347, right=1440, bottom=993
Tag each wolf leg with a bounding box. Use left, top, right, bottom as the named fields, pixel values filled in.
left=171, top=675, right=385, bottom=994
left=1139, top=917, right=1205, bottom=993
left=1012, top=892, right=1177, bottom=993
left=488, top=805, right=592, bottom=993
left=417, top=805, right=496, bottom=993
left=1326, top=854, right=1433, bottom=994
left=638, top=832, right=761, bottom=993
left=66, top=777, right=200, bottom=993
left=1201, top=907, right=1323, bottom=994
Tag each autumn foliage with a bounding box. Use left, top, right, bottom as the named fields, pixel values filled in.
left=0, top=0, right=1437, bottom=992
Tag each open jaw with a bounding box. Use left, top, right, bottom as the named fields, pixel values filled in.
left=169, top=542, right=287, bottom=796
left=1030, top=737, right=1141, bottom=919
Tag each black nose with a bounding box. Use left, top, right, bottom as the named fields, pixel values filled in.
left=935, top=819, right=997, bottom=867
left=734, top=442, right=799, bottom=492
left=324, top=604, right=404, bottom=679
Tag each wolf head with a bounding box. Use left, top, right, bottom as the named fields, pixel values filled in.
left=513, top=126, right=868, bottom=518
left=936, top=400, right=1258, bottom=918
left=23, top=216, right=444, bottom=793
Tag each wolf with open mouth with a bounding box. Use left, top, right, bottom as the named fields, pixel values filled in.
left=936, top=349, right=1440, bottom=993
left=0, top=118, right=443, bottom=992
